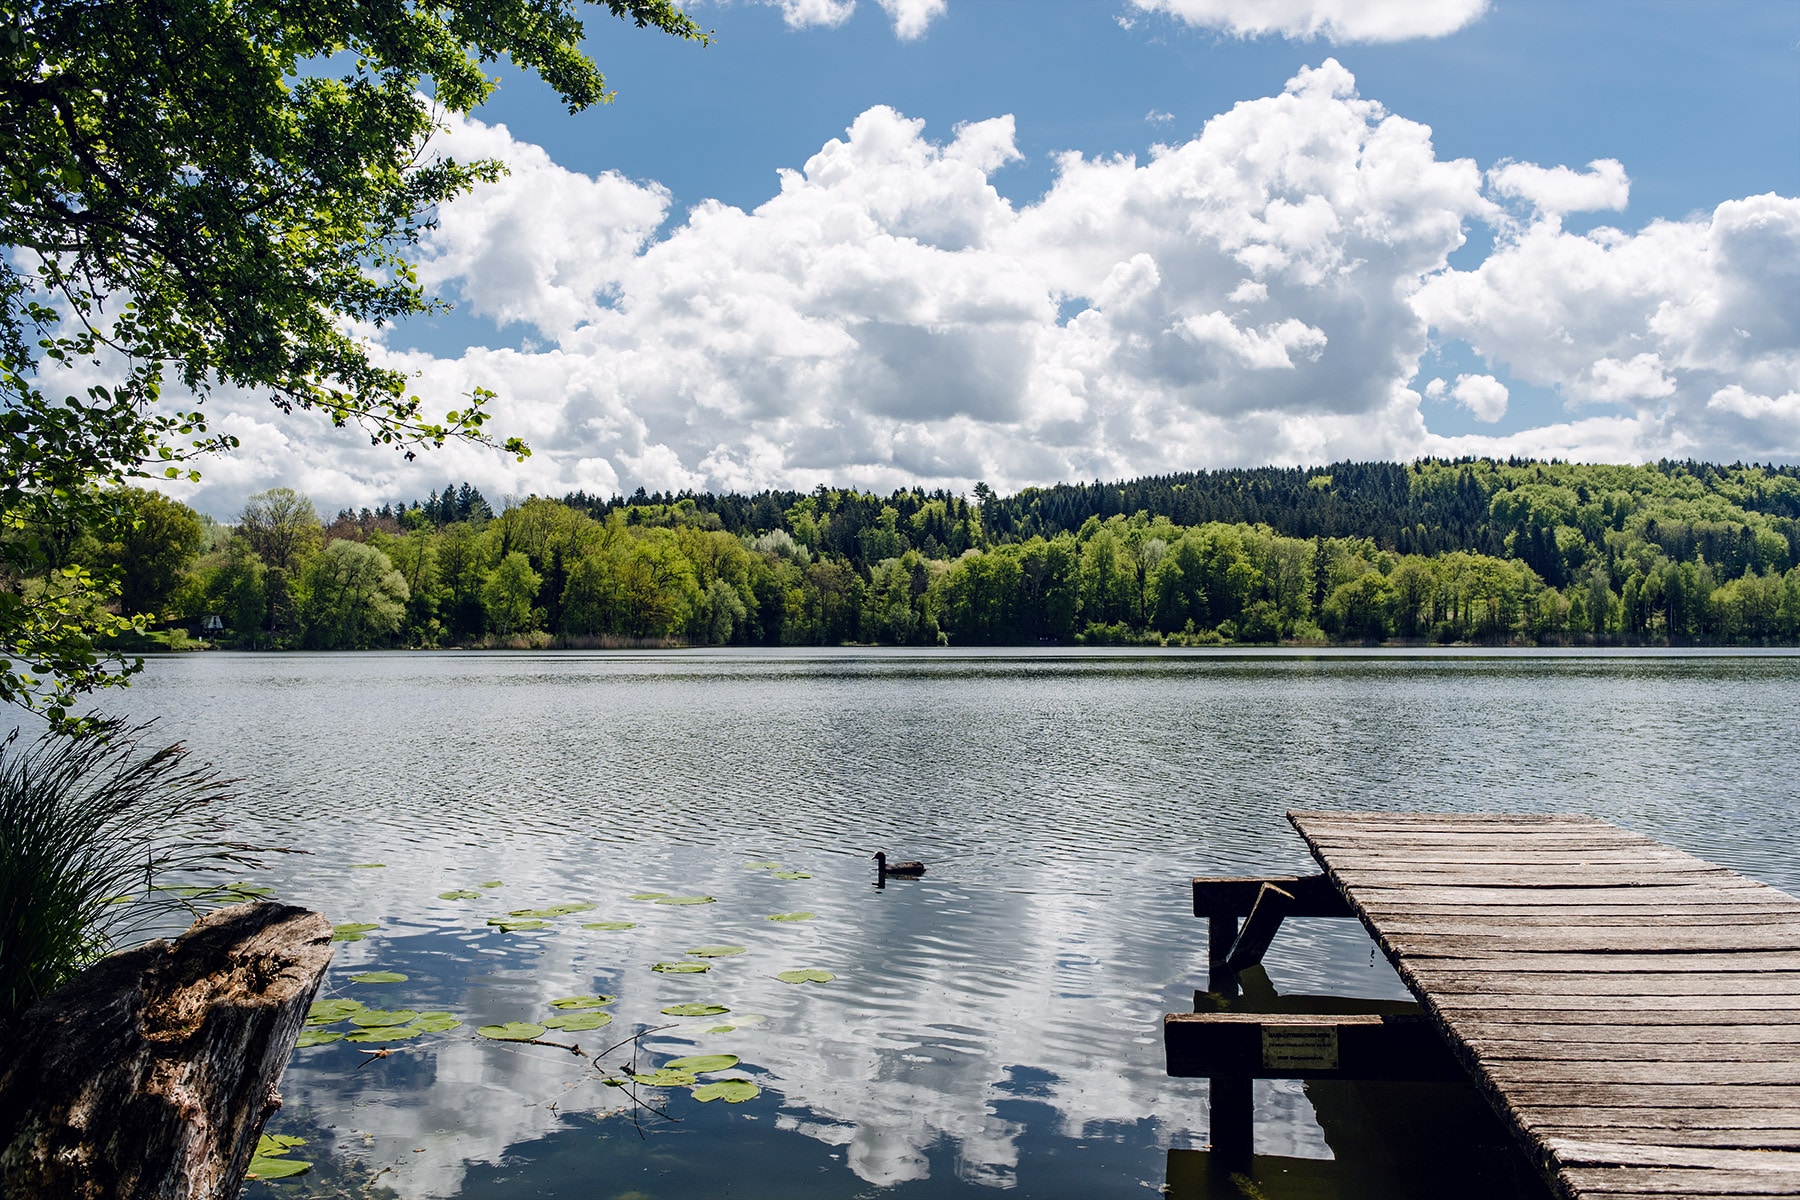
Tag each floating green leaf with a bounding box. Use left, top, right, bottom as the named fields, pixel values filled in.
left=651, top=961, right=709, bottom=974
left=776, top=969, right=834, bottom=984
left=347, top=971, right=408, bottom=984
left=542, top=1012, right=612, bottom=1032
left=691, top=1079, right=761, bottom=1104
left=508, top=902, right=596, bottom=919
left=686, top=945, right=746, bottom=958
left=654, top=895, right=715, bottom=906
left=743, top=861, right=780, bottom=870
left=414, top=1012, right=462, bottom=1033
left=306, top=999, right=365, bottom=1024
left=771, top=871, right=812, bottom=880
left=438, top=889, right=483, bottom=900
left=664, top=1054, right=739, bottom=1073
left=581, top=921, right=636, bottom=931
left=765, top=912, right=816, bottom=922
left=350, top=863, right=386, bottom=869
left=628, top=892, right=667, bottom=901
left=660, top=1003, right=729, bottom=1017
left=487, top=919, right=549, bottom=933
left=477, top=1022, right=546, bottom=1041
left=480, top=881, right=505, bottom=888
left=549, top=995, right=615, bottom=1010
left=101, top=894, right=135, bottom=905
left=295, top=1029, right=344, bottom=1048
left=247, top=1156, right=311, bottom=1180
left=248, top=1134, right=312, bottom=1178
left=349, top=1009, right=418, bottom=1027
left=631, top=1068, right=697, bottom=1087
left=330, top=922, right=378, bottom=943
left=347, top=1024, right=426, bottom=1043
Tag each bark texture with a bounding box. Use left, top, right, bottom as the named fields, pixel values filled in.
left=0, top=902, right=332, bottom=1200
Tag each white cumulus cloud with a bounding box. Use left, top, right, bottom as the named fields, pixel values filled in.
left=760, top=0, right=945, bottom=38
left=157, top=62, right=1799, bottom=517
left=1487, top=158, right=1630, bottom=219
left=1129, top=0, right=1488, bottom=43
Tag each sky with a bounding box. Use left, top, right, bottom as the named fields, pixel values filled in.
left=175, top=0, right=1800, bottom=517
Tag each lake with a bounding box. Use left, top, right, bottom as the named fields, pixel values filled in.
left=108, top=648, right=1800, bottom=1199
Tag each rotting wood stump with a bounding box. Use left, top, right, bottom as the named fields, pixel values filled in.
left=0, top=902, right=332, bottom=1200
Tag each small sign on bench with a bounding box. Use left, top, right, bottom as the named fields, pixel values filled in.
left=1261, top=1024, right=1339, bottom=1071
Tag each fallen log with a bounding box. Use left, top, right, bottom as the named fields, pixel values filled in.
left=0, top=902, right=332, bottom=1200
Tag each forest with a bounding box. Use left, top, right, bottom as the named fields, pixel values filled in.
left=65, top=459, right=1800, bottom=650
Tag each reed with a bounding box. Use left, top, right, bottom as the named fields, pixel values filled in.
left=0, top=717, right=247, bottom=1024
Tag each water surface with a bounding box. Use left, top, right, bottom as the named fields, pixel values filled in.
left=110, top=649, right=1800, bottom=1199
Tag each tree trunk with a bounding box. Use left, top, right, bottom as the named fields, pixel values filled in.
left=0, top=902, right=332, bottom=1200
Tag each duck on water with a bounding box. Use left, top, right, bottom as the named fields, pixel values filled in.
left=874, top=852, right=925, bottom=879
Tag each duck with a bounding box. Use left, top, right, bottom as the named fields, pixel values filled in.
left=874, top=852, right=926, bottom=878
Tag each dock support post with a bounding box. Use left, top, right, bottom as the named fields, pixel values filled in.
left=1225, top=884, right=1295, bottom=973
left=1208, top=1075, right=1253, bottom=1170
left=1207, top=915, right=1239, bottom=998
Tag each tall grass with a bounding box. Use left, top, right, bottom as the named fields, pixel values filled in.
left=0, top=718, right=249, bottom=1025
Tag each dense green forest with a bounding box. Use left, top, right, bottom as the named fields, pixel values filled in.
left=66, top=460, right=1800, bottom=650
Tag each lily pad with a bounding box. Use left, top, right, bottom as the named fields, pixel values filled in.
left=549, top=995, right=615, bottom=1009
left=487, top=919, right=549, bottom=933
left=743, top=861, right=780, bottom=870
left=508, top=902, right=596, bottom=918
left=691, top=1079, right=761, bottom=1104
left=438, top=889, right=483, bottom=900
left=630, top=1068, right=697, bottom=1088
left=581, top=920, right=636, bottom=931
left=766, top=912, right=816, bottom=922
left=349, top=1008, right=419, bottom=1027
left=664, top=1053, right=740, bottom=1073
left=348, top=971, right=408, bottom=984
left=685, top=945, right=746, bottom=958
left=101, top=894, right=135, bottom=905
left=542, top=1012, right=612, bottom=1032
left=330, top=922, right=378, bottom=943
left=628, top=892, right=668, bottom=901
left=414, top=1012, right=462, bottom=1033
left=660, top=1003, right=729, bottom=1017
left=772, top=871, right=812, bottom=880
left=776, top=969, right=835, bottom=985
left=477, top=1021, right=546, bottom=1042
left=347, top=1024, right=426, bottom=1043
left=306, top=998, right=365, bottom=1024
left=654, top=895, right=715, bottom=906
left=295, top=1029, right=344, bottom=1048
left=480, top=881, right=505, bottom=888
left=247, top=1156, right=311, bottom=1180
left=259, top=1134, right=307, bottom=1154
left=651, top=961, right=709, bottom=974
left=350, top=863, right=386, bottom=869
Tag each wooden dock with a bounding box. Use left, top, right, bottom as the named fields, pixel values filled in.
left=1284, top=811, right=1800, bottom=1199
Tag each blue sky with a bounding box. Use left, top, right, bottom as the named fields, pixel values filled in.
left=186, top=0, right=1800, bottom=514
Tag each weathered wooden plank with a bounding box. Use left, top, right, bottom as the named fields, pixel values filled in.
left=1547, top=1140, right=1800, bottom=1171
left=1411, top=972, right=1800, bottom=997
left=1480, top=1081, right=1800, bottom=1109
left=1559, top=1165, right=1800, bottom=1195
left=1516, top=1105, right=1800, bottom=1132
left=1399, top=952, right=1800, bottom=974
left=1439, top=1003, right=1800, bottom=1021
left=1426, top=991, right=1800, bottom=1012
left=1334, top=868, right=1744, bottom=889
left=1324, top=850, right=1713, bottom=868
left=1487, top=1059, right=1800, bottom=1086
left=1348, top=885, right=1784, bottom=906
left=1386, top=928, right=1800, bottom=954
left=1469, top=1040, right=1800, bottom=1063
left=1378, top=913, right=1800, bottom=931
left=1458, top=1022, right=1800, bottom=1044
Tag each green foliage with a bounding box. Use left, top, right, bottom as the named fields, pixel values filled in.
left=0, top=0, right=707, bottom=717
left=0, top=719, right=245, bottom=1024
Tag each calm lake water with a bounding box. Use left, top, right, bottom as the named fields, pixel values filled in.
left=107, top=649, right=1800, bottom=1200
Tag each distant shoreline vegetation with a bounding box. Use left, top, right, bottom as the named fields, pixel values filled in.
left=79, top=459, right=1800, bottom=651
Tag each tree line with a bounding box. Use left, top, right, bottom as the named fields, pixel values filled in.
left=64, top=458, right=1800, bottom=650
